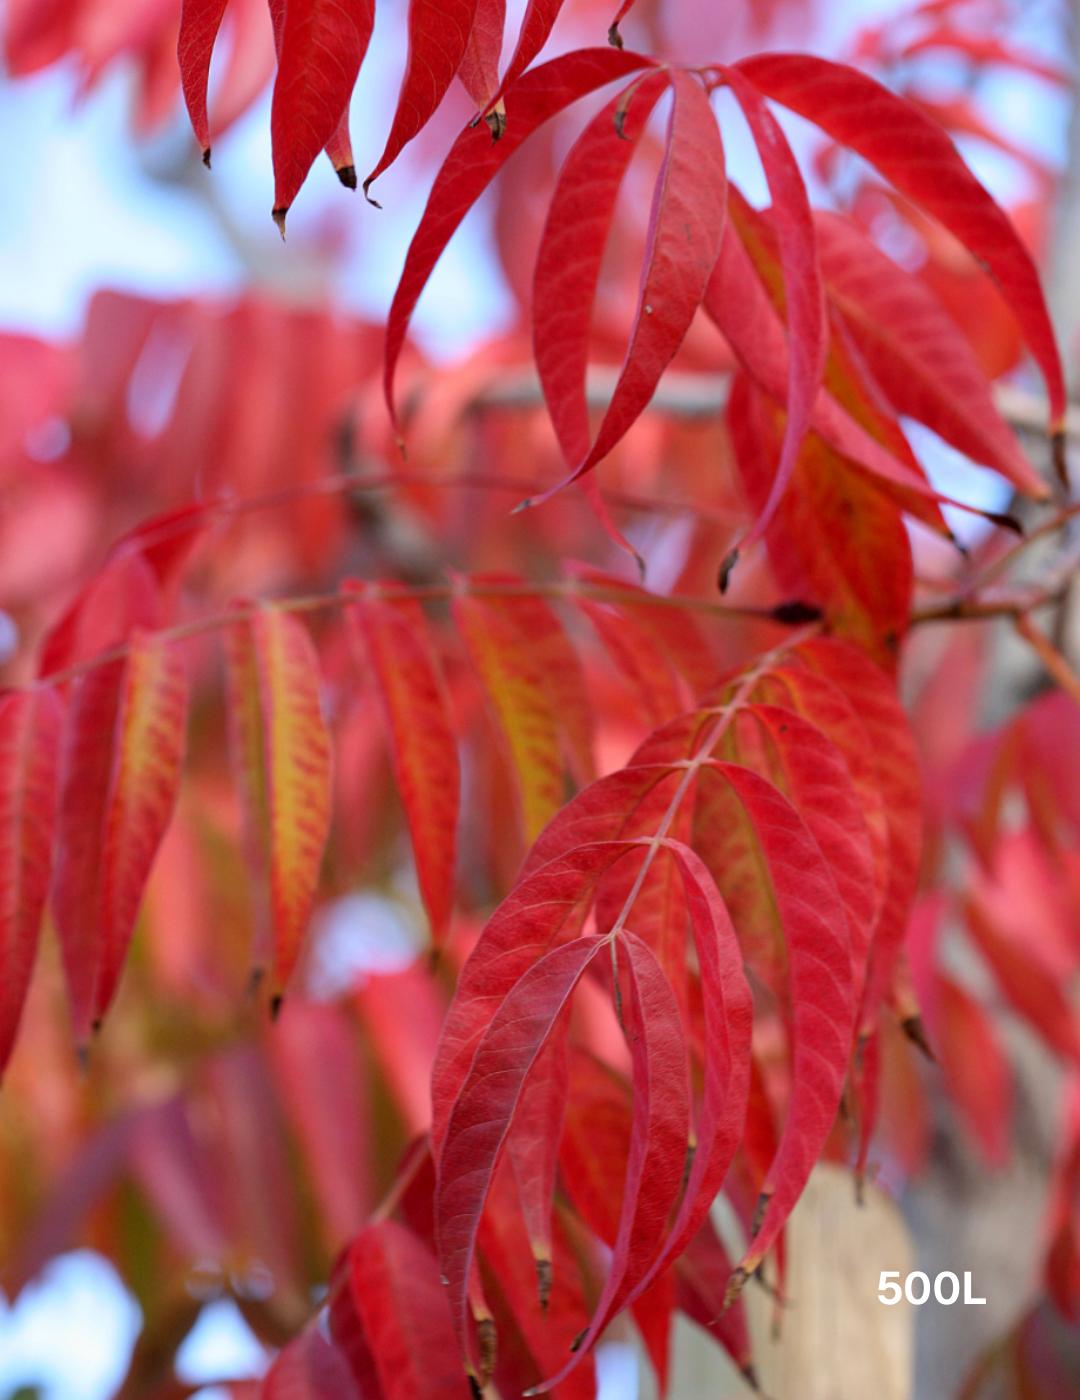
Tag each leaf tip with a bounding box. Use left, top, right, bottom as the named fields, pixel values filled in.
left=362, top=177, right=382, bottom=209
left=202, top=147, right=212, bottom=169
left=272, top=208, right=288, bottom=240
left=511, top=497, right=533, bottom=516
left=467, top=1375, right=483, bottom=1400
left=477, top=1317, right=497, bottom=1386
left=769, top=600, right=822, bottom=625
left=270, top=992, right=284, bottom=1022
left=718, top=548, right=740, bottom=594
left=335, top=164, right=358, bottom=191
left=483, top=104, right=507, bottom=142
left=742, top=1363, right=760, bottom=1392
left=722, top=1266, right=749, bottom=1312
left=901, top=1014, right=936, bottom=1063
left=608, top=21, right=624, bottom=48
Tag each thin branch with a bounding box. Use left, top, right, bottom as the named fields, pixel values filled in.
left=1015, top=612, right=1080, bottom=707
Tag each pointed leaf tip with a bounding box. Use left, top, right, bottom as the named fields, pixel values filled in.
left=202, top=147, right=211, bottom=169
left=272, top=208, right=287, bottom=239
left=361, top=178, right=382, bottom=208
left=718, top=548, right=739, bottom=593
left=336, top=164, right=358, bottom=190
left=608, top=23, right=623, bottom=47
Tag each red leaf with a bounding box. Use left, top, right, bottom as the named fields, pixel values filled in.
left=474, top=580, right=595, bottom=786
left=533, top=71, right=671, bottom=464
left=53, top=632, right=187, bottom=1042
left=538, top=931, right=690, bottom=1385
left=935, top=972, right=1012, bottom=1167
left=225, top=608, right=332, bottom=1008
left=964, top=896, right=1080, bottom=1065
left=489, top=0, right=565, bottom=109
left=262, top=1329, right=360, bottom=1400
left=431, top=843, right=631, bottom=1159
left=573, top=594, right=683, bottom=728
left=97, top=630, right=187, bottom=1023
left=385, top=47, right=656, bottom=426
left=270, top=0, right=375, bottom=226
left=457, top=0, right=505, bottom=110
left=632, top=1270, right=675, bottom=1395
left=721, top=65, right=826, bottom=557
left=794, top=637, right=922, bottom=1033
left=452, top=589, right=563, bottom=844
left=435, top=934, right=605, bottom=1371
left=364, top=0, right=481, bottom=200
left=505, top=1028, right=569, bottom=1303
left=0, top=689, right=63, bottom=1075
left=694, top=764, right=853, bottom=1286
left=348, top=585, right=459, bottom=951
left=735, top=53, right=1066, bottom=426
left=177, top=0, right=229, bottom=162
left=815, top=211, right=1046, bottom=498
left=39, top=550, right=162, bottom=679
left=546, top=70, right=726, bottom=493
left=675, top=1218, right=754, bottom=1379
left=331, top=1219, right=471, bottom=1400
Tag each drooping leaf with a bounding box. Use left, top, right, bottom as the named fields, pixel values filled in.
left=793, top=637, right=922, bottom=1033
left=452, top=589, right=563, bottom=844
left=364, top=0, right=482, bottom=200
left=735, top=53, right=1066, bottom=426
left=457, top=0, right=505, bottom=111
left=270, top=0, right=375, bottom=227
left=545, top=70, right=727, bottom=493
left=729, top=372, right=913, bottom=667
left=815, top=211, right=1047, bottom=497
left=97, top=630, right=188, bottom=1023
left=721, top=65, right=826, bottom=557
left=693, top=763, right=853, bottom=1288
left=474, top=581, right=595, bottom=786
left=533, top=70, right=672, bottom=465
left=436, top=934, right=605, bottom=1370
left=177, top=0, right=230, bottom=163
left=0, top=689, right=63, bottom=1075
left=262, top=1329, right=360, bottom=1400
left=331, top=1218, right=471, bottom=1400
left=675, top=1217, right=754, bottom=1381
left=52, top=632, right=187, bottom=1042
left=348, top=585, right=459, bottom=951
left=225, top=607, right=332, bottom=1009
left=431, top=842, right=633, bottom=1159
left=537, top=931, right=690, bottom=1386
left=385, top=46, right=656, bottom=426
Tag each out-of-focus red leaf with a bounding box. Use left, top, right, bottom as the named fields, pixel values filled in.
left=270, top=999, right=370, bottom=1251
left=52, top=631, right=186, bottom=1042
left=675, top=1216, right=754, bottom=1381
left=815, top=211, right=1046, bottom=497
left=633, top=1268, right=675, bottom=1395
left=935, top=972, right=1012, bottom=1167
left=270, top=0, right=375, bottom=226
left=385, top=46, right=656, bottom=426
left=574, top=594, right=683, bottom=728
left=330, top=1219, right=471, bottom=1400
left=505, top=1027, right=569, bottom=1303
left=262, top=1328, right=360, bottom=1400
left=363, top=0, right=481, bottom=199
left=0, top=689, right=63, bottom=1075
left=348, top=586, right=459, bottom=951
left=356, top=963, right=446, bottom=1136
left=96, top=630, right=187, bottom=1023
left=226, top=607, right=332, bottom=1009
left=128, top=1097, right=230, bottom=1262
left=452, top=589, right=563, bottom=844
left=39, top=551, right=163, bottom=680
left=965, top=896, right=1080, bottom=1066
left=474, top=579, right=595, bottom=786
left=735, top=53, right=1066, bottom=426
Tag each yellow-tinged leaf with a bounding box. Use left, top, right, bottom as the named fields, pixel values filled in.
left=252, top=606, right=333, bottom=1009
left=452, top=590, right=563, bottom=845
left=98, top=629, right=187, bottom=1023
